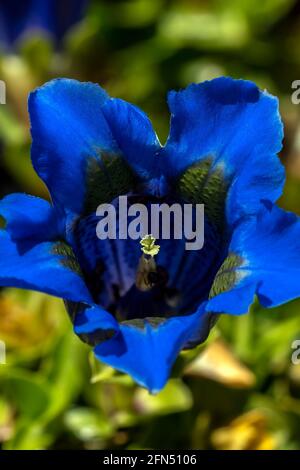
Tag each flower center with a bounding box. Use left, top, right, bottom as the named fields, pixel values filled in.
left=72, top=194, right=223, bottom=324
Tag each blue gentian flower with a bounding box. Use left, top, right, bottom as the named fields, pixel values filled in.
left=0, top=0, right=87, bottom=47
left=0, top=76, right=298, bottom=393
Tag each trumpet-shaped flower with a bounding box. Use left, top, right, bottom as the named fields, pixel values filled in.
left=0, top=76, right=299, bottom=393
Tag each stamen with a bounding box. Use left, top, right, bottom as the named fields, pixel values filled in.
left=136, top=235, right=160, bottom=291
left=140, top=234, right=160, bottom=257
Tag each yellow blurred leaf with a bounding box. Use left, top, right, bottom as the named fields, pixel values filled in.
left=184, top=338, right=256, bottom=388
left=0, top=398, right=14, bottom=443
left=0, top=289, right=66, bottom=352
left=211, top=410, right=277, bottom=450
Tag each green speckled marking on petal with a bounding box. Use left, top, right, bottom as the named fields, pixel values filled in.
left=177, top=158, right=211, bottom=200
left=209, top=252, right=244, bottom=298
left=122, top=317, right=166, bottom=330
left=52, top=241, right=82, bottom=276
left=84, top=152, right=137, bottom=215
left=176, top=158, right=229, bottom=229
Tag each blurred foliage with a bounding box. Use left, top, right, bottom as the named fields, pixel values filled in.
left=1, top=0, right=300, bottom=450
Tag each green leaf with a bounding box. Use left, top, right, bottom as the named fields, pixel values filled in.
left=64, top=407, right=114, bottom=442
left=133, top=379, right=193, bottom=415
left=89, top=353, right=134, bottom=386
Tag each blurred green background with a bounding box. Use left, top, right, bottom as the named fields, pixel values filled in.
left=1, top=0, right=300, bottom=450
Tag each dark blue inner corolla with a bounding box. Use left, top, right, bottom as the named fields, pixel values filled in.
left=0, top=0, right=87, bottom=46
left=70, top=158, right=227, bottom=330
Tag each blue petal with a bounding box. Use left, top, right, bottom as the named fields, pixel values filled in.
left=74, top=305, right=118, bottom=335
left=207, top=203, right=300, bottom=314
left=0, top=193, right=63, bottom=248
left=29, top=78, right=115, bottom=215
left=94, top=303, right=207, bottom=393
left=29, top=79, right=160, bottom=216
left=0, top=229, right=92, bottom=303
left=73, top=304, right=119, bottom=345
left=163, top=77, right=284, bottom=226
left=101, top=98, right=161, bottom=179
